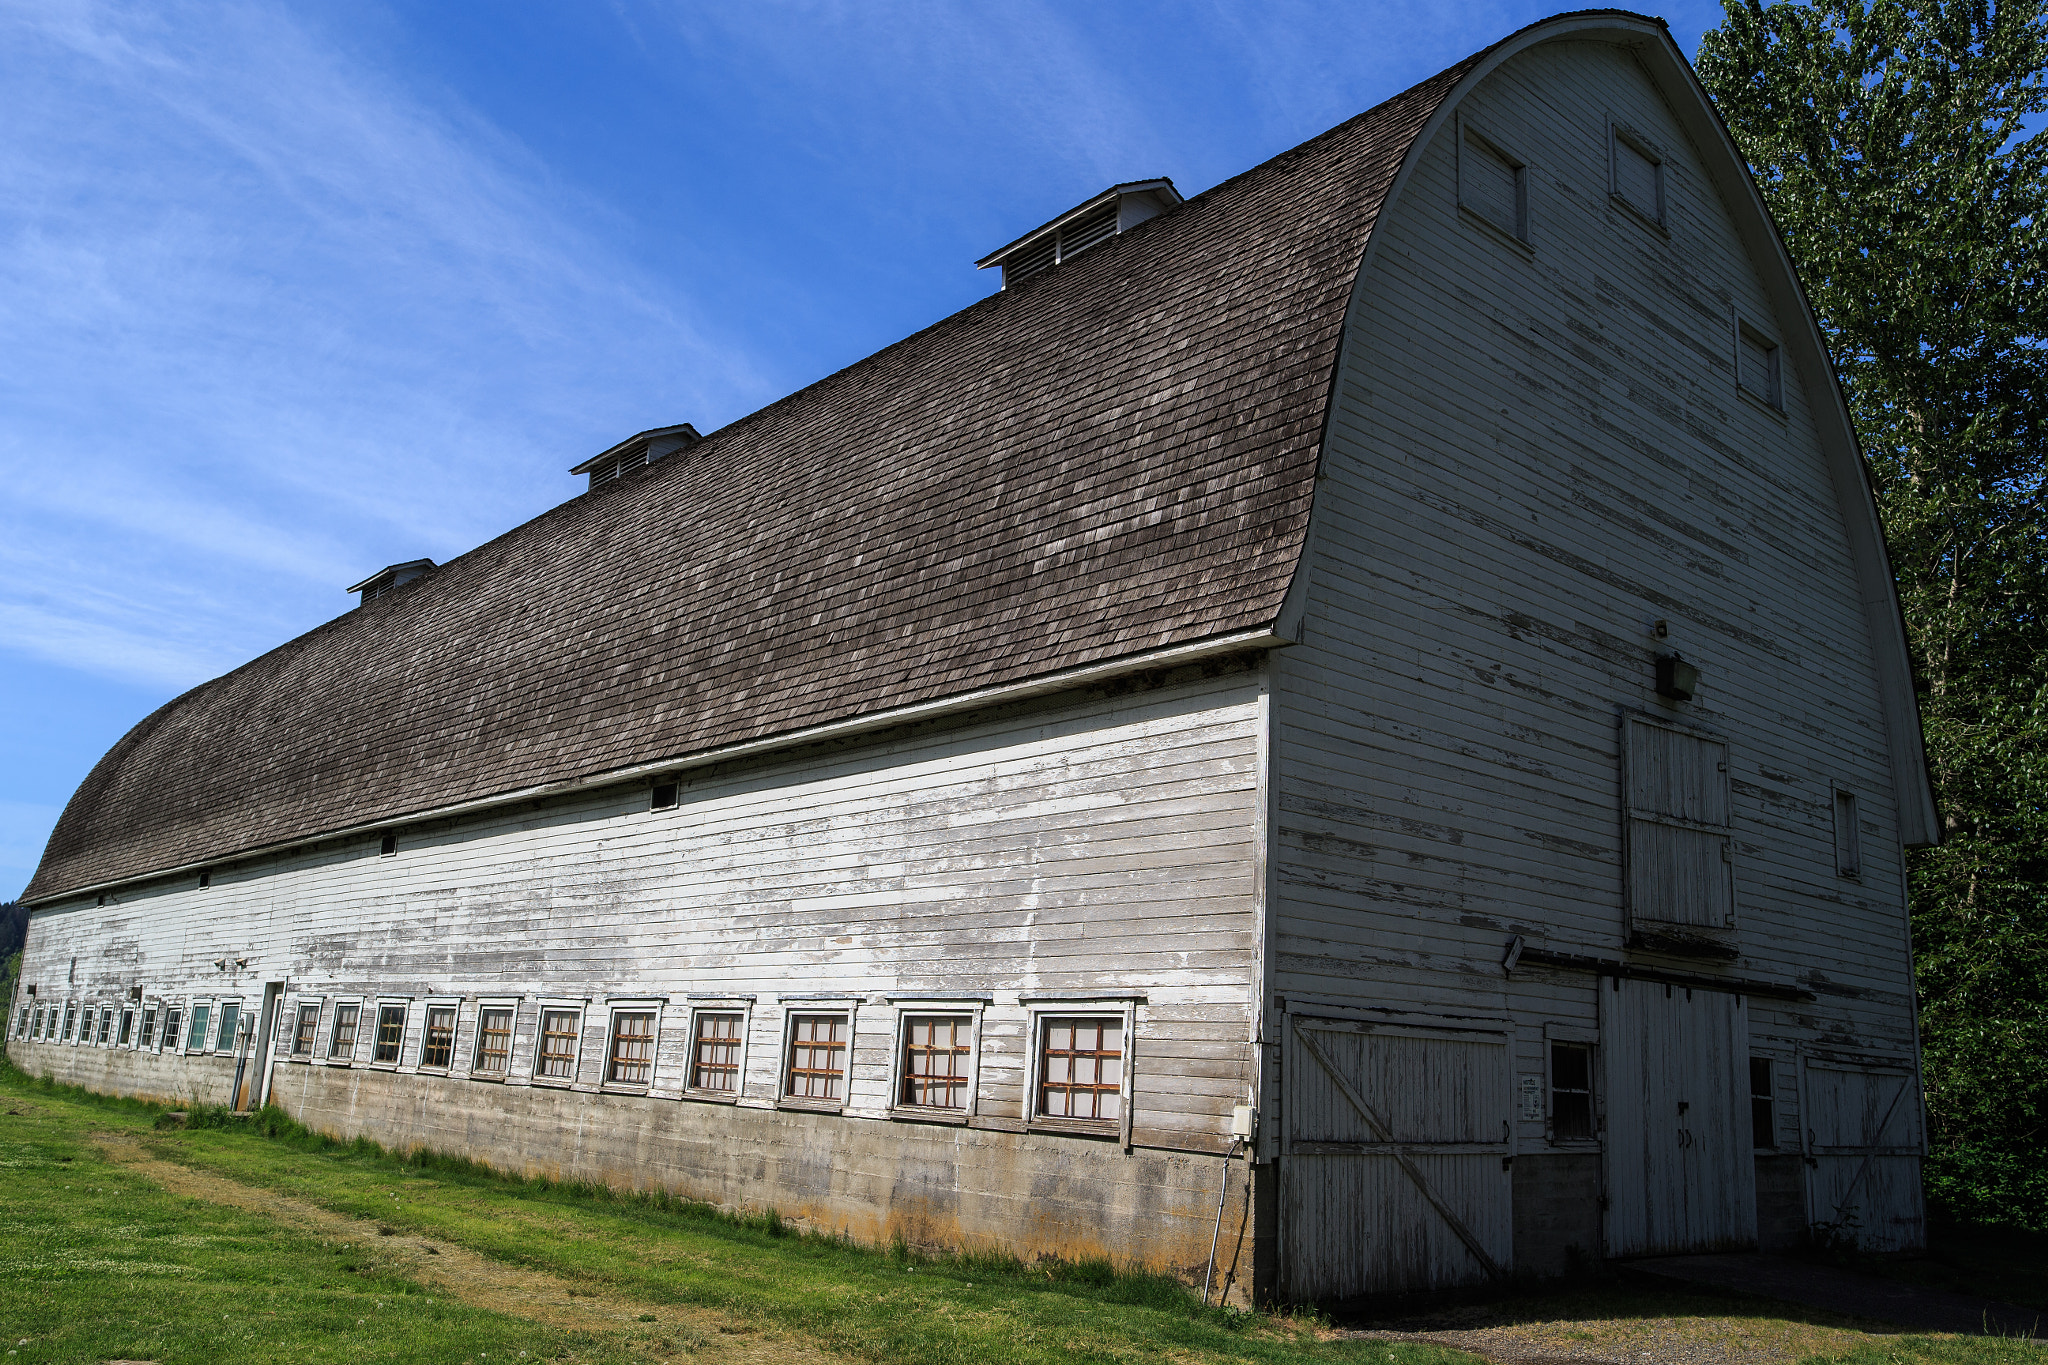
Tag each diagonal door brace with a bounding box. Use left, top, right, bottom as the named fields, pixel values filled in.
left=1292, top=1019, right=1507, bottom=1281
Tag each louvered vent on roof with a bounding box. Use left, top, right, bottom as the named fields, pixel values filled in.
left=569, top=423, right=701, bottom=493
left=346, top=559, right=436, bottom=607
left=977, top=179, right=1183, bottom=289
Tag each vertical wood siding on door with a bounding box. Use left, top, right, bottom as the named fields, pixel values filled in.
left=1270, top=36, right=1921, bottom=1274
left=1282, top=1015, right=1511, bottom=1297
left=1601, top=978, right=1754, bottom=1255
left=11, top=669, right=1264, bottom=1156
left=1803, top=1063, right=1925, bottom=1252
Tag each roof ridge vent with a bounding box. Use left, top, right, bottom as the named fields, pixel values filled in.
left=571, top=422, right=701, bottom=492
left=976, top=179, right=1183, bottom=289
left=348, top=559, right=436, bottom=606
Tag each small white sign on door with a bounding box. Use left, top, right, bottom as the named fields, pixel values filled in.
left=1518, top=1073, right=1544, bottom=1121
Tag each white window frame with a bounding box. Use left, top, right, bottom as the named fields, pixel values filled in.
left=30, top=1003, right=45, bottom=1041
left=287, top=997, right=325, bottom=1061
left=139, top=1000, right=163, bottom=1052
left=532, top=999, right=586, bottom=1087
left=183, top=1000, right=213, bottom=1054
left=777, top=1002, right=855, bottom=1113
left=1607, top=119, right=1667, bottom=232
left=1542, top=1024, right=1601, bottom=1148
left=161, top=1002, right=186, bottom=1055
left=468, top=997, right=521, bottom=1082
left=886, top=998, right=987, bottom=1123
left=1022, top=997, right=1139, bottom=1146
left=601, top=998, right=665, bottom=1093
left=369, top=998, right=412, bottom=1068
left=1456, top=115, right=1532, bottom=251
left=118, top=1006, right=136, bottom=1048
left=681, top=998, right=754, bottom=1102
left=1735, top=315, right=1784, bottom=413
left=416, top=997, right=462, bottom=1072
left=325, top=998, right=364, bottom=1065
left=213, top=998, right=245, bottom=1055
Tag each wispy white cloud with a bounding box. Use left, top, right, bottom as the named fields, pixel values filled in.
left=0, top=0, right=767, bottom=693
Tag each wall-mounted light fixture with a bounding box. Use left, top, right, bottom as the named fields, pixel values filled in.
left=1656, top=652, right=1700, bottom=702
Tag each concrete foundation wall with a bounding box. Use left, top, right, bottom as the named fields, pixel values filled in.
left=8, top=1035, right=1262, bottom=1305
left=1510, top=1153, right=1603, bottom=1279
left=1755, top=1154, right=1808, bottom=1253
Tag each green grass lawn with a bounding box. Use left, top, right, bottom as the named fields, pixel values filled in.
left=0, top=1066, right=1466, bottom=1365
left=0, top=1087, right=625, bottom=1363
left=4, top=1062, right=2044, bottom=1365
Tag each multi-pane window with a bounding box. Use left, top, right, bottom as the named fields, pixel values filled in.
left=329, top=1004, right=360, bottom=1059
left=141, top=1007, right=158, bottom=1049
left=785, top=1015, right=847, bottom=1101
left=373, top=1005, right=406, bottom=1064
left=900, top=1015, right=971, bottom=1110
left=293, top=1005, right=320, bottom=1054
left=1550, top=1043, right=1594, bottom=1140
left=32, top=1006, right=45, bottom=1040
left=118, top=1009, right=134, bottom=1046
left=186, top=1005, right=210, bottom=1050
left=14, top=1005, right=27, bottom=1038
left=537, top=1009, right=580, bottom=1080
left=420, top=1006, right=457, bottom=1069
left=473, top=1008, right=514, bottom=1074
left=61, top=1003, right=76, bottom=1041
left=607, top=1012, right=656, bottom=1085
left=216, top=1003, right=240, bottom=1053
left=97, top=1007, right=113, bottom=1044
left=1750, top=1056, right=1777, bottom=1148
left=163, top=1008, right=183, bottom=1052
left=1037, top=1017, right=1122, bottom=1122
left=690, top=1013, right=743, bottom=1092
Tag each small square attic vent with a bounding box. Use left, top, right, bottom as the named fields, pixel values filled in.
left=571, top=423, right=702, bottom=492
left=976, top=179, right=1183, bottom=288
left=347, top=559, right=436, bottom=605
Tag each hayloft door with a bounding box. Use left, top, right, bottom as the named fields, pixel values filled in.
left=1602, top=978, right=1754, bottom=1254
left=1802, top=1062, right=1925, bottom=1252
left=1280, top=1014, right=1511, bottom=1299
left=1623, top=717, right=1735, bottom=933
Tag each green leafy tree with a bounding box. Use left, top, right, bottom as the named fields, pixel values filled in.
left=1698, top=0, right=2048, bottom=1225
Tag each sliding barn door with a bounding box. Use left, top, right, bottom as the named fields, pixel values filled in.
left=1602, top=978, right=1754, bottom=1255
left=1803, top=1063, right=1925, bottom=1252
left=1281, top=1015, right=1511, bottom=1299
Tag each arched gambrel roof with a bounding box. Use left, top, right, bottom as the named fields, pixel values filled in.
left=24, top=11, right=1933, bottom=904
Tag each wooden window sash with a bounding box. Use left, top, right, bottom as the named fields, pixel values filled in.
left=785, top=1014, right=847, bottom=1101
left=1037, top=1017, right=1124, bottom=1122
left=292, top=1005, right=320, bottom=1055
left=900, top=1015, right=972, bottom=1110
left=420, top=1006, right=457, bottom=1069
left=537, top=1009, right=580, bottom=1080
left=473, top=1008, right=515, bottom=1074
left=606, top=1011, right=657, bottom=1085
left=372, top=1005, right=406, bottom=1064
left=329, top=1004, right=360, bottom=1058
left=691, top=1012, right=744, bottom=1092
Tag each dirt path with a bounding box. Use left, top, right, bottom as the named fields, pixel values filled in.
left=89, top=1132, right=837, bottom=1365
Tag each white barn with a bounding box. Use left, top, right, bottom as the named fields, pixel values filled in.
left=9, top=11, right=1935, bottom=1304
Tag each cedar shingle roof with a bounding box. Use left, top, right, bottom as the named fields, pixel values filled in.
left=25, top=44, right=1488, bottom=902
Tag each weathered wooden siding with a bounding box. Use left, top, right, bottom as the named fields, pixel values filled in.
left=9, top=664, right=1266, bottom=1289
left=1267, top=36, right=1921, bottom=1287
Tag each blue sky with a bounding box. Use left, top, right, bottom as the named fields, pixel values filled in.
left=0, top=0, right=1729, bottom=898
